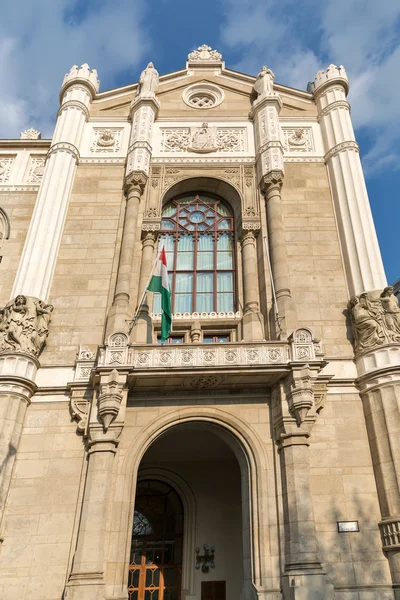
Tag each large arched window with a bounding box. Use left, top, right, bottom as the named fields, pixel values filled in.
left=153, top=193, right=235, bottom=314
left=128, top=480, right=183, bottom=600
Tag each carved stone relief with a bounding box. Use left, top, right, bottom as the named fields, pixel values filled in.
left=0, top=295, right=53, bottom=357
left=0, top=158, right=15, bottom=183
left=20, top=128, right=41, bottom=140
left=282, top=128, right=314, bottom=152
left=348, top=287, right=400, bottom=355
left=90, top=128, right=122, bottom=153
left=160, top=124, right=246, bottom=153
left=25, top=157, right=45, bottom=183
left=187, top=45, right=222, bottom=62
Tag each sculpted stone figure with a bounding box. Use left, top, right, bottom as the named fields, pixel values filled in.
left=136, top=62, right=159, bottom=97
left=380, top=286, right=400, bottom=340
left=0, top=295, right=53, bottom=357
left=348, top=295, right=385, bottom=353
left=348, top=288, right=400, bottom=354
left=253, top=65, right=275, bottom=98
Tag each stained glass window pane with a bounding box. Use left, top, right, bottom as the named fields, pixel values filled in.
left=218, top=219, right=231, bottom=230
left=196, top=294, right=213, bottom=313
left=162, top=205, right=176, bottom=217
left=217, top=234, right=232, bottom=250
left=161, top=220, right=174, bottom=230
left=175, top=273, right=192, bottom=293
left=198, top=235, right=213, bottom=251
left=217, top=202, right=231, bottom=216
left=197, top=252, right=213, bottom=270
left=197, top=273, right=213, bottom=292
left=160, top=236, right=174, bottom=252
left=175, top=294, right=192, bottom=313
left=217, top=272, right=233, bottom=292
left=217, top=293, right=234, bottom=312
left=217, top=252, right=233, bottom=269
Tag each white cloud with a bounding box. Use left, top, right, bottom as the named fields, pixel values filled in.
left=0, top=0, right=149, bottom=138
left=220, top=0, right=400, bottom=173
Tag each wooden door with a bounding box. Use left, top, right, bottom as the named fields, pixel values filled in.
left=201, top=581, right=226, bottom=600
left=128, top=480, right=183, bottom=600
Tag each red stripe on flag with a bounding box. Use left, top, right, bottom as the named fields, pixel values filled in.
left=159, top=246, right=167, bottom=267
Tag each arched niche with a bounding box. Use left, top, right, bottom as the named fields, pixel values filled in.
left=0, top=207, right=10, bottom=246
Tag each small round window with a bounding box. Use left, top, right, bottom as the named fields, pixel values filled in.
left=182, top=84, right=224, bottom=110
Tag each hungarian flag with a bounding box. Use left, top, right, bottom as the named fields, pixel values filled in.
left=148, top=247, right=172, bottom=341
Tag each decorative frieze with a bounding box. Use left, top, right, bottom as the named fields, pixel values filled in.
left=90, top=128, right=123, bottom=153
left=282, top=128, right=314, bottom=153
left=160, top=124, right=246, bottom=153
left=0, top=157, right=15, bottom=183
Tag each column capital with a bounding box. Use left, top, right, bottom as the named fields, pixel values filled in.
left=261, top=170, right=284, bottom=192
left=141, top=228, right=158, bottom=243
left=124, top=170, right=148, bottom=194
left=239, top=229, right=257, bottom=246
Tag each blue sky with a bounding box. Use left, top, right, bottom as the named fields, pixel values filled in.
left=0, top=0, right=398, bottom=283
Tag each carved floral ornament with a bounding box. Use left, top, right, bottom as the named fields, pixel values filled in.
left=20, top=128, right=41, bottom=140
left=0, top=295, right=53, bottom=357
left=348, top=287, right=400, bottom=355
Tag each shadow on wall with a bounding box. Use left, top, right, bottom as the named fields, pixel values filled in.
left=314, top=491, right=393, bottom=597
left=0, top=443, right=17, bottom=476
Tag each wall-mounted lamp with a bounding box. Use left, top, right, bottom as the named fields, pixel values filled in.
left=195, top=544, right=216, bottom=572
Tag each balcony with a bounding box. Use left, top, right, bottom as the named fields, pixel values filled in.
left=73, top=329, right=324, bottom=392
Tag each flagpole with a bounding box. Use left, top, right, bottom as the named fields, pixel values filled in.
left=127, top=254, right=160, bottom=334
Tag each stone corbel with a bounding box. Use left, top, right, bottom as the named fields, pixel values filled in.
left=69, top=384, right=91, bottom=434
left=98, top=368, right=125, bottom=431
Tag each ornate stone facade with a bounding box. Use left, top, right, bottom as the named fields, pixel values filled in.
left=0, top=47, right=398, bottom=600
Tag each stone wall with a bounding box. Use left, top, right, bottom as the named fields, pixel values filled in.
left=282, top=162, right=352, bottom=357
left=42, top=164, right=128, bottom=366
left=0, top=192, right=38, bottom=305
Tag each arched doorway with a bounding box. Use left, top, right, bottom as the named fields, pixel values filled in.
left=128, top=480, right=184, bottom=600
left=131, top=423, right=244, bottom=600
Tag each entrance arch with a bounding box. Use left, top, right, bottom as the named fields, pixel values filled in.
left=111, top=407, right=277, bottom=600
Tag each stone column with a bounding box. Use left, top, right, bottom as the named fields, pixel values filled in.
left=65, top=369, right=128, bottom=600
left=106, top=174, right=147, bottom=335
left=250, top=66, right=297, bottom=339
left=12, top=64, right=99, bottom=301
left=310, top=64, right=386, bottom=297
left=0, top=354, right=38, bottom=527
left=240, top=228, right=264, bottom=340
left=348, top=288, right=400, bottom=598
left=263, top=172, right=297, bottom=338
left=106, top=63, right=160, bottom=337
left=131, top=230, right=157, bottom=343
left=0, top=296, right=53, bottom=528
left=273, top=365, right=334, bottom=599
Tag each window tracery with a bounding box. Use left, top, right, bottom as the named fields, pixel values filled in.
left=153, top=194, right=235, bottom=315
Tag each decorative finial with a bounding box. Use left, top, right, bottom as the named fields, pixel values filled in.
left=20, top=128, right=41, bottom=140
left=187, top=45, right=222, bottom=63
